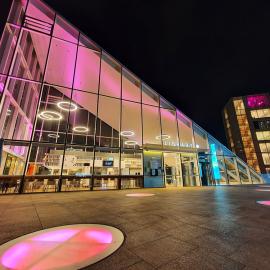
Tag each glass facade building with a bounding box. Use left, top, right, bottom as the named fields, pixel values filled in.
left=0, top=0, right=263, bottom=194
left=223, top=93, right=270, bottom=175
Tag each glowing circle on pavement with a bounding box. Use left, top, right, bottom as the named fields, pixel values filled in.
left=0, top=224, right=124, bottom=270
left=256, top=201, right=270, bottom=206
left=126, top=193, right=155, bottom=197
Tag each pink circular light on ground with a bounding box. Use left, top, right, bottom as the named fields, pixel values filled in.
left=0, top=224, right=124, bottom=270
left=257, top=201, right=270, bottom=206
left=126, top=193, right=155, bottom=197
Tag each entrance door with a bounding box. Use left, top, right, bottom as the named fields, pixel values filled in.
left=143, top=151, right=164, bottom=187
left=163, top=152, right=181, bottom=187
left=180, top=153, right=199, bottom=186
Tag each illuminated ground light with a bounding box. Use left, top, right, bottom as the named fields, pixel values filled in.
left=126, top=193, right=155, bottom=197
left=0, top=224, right=124, bottom=270
left=256, top=189, right=270, bottom=192
left=256, top=201, right=270, bottom=206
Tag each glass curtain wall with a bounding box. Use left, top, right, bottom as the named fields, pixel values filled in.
left=0, top=0, right=263, bottom=194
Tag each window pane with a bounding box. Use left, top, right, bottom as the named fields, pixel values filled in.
left=208, top=135, right=223, bottom=155
left=61, top=146, right=93, bottom=191
left=193, top=124, right=208, bottom=149
left=122, top=68, right=141, bottom=102
left=53, top=16, right=79, bottom=43
left=177, top=111, right=194, bottom=148
left=97, top=96, right=120, bottom=147
left=142, top=104, right=162, bottom=147
left=67, top=91, right=97, bottom=145
left=26, top=0, right=55, bottom=25
left=160, top=108, right=179, bottom=149
left=121, top=150, right=143, bottom=189
left=10, top=29, right=50, bottom=81
left=99, top=53, right=121, bottom=98
left=8, top=0, right=27, bottom=26
left=33, top=85, right=71, bottom=143
left=93, top=149, right=119, bottom=190
left=73, top=47, right=100, bottom=93
left=142, top=83, right=159, bottom=106
left=0, top=78, right=41, bottom=141
left=45, top=38, right=77, bottom=88
left=0, top=141, right=29, bottom=194
left=24, top=143, right=63, bottom=192
left=79, top=34, right=100, bottom=51
left=121, top=100, right=142, bottom=148
left=0, top=24, right=20, bottom=75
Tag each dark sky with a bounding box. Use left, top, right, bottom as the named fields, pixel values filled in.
left=2, top=0, right=270, bottom=145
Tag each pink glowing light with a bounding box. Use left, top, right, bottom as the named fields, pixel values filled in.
left=247, top=95, right=270, bottom=108
left=257, top=201, right=270, bottom=206
left=0, top=224, right=124, bottom=270
left=32, top=229, right=79, bottom=242
left=126, top=193, right=155, bottom=197
left=86, top=230, right=113, bottom=244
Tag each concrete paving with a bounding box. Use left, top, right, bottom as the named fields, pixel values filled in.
left=0, top=185, right=270, bottom=269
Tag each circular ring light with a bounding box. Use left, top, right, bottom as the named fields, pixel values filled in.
left=120, top=131, right=135, bottom=137
left=0, top=224, right=124, bottom=269
left=73, top=126, right=89, bottom=133
left=38, top=111, right=63, bottom=121
left=48, top=134, right=60, bottom=139
left=57, top=101, right=78, bottom=112
left=155, top=134, right=171, bottom=140
left=124, top=140, right=137, bottom=146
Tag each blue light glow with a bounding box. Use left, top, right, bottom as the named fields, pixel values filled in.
left=210, top=144, right=221, bottom=181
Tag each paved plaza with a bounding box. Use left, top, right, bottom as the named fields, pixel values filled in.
left=0, top=186, right=270, bottom=269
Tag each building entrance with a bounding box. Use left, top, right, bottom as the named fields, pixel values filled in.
left=163, top=152, right=181, bottom=187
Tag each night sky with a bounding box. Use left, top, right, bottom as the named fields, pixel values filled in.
left=2, top=0, right=270, bottom=145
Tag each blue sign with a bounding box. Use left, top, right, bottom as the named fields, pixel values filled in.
left=210, top=144, right=221, bottom=180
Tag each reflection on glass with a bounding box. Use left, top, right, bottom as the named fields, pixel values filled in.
left=0, top=141, right=29, bottom=194
left=122, top=68, right=141, bottom=102
left=74, top=47, right=100, bottom=93
left=160, top=108, right=179, bottom=150
left=97, top=95, right=120, bottom=147
left=45, top=38, right=77, bottom=88
left=99, top=53, right=121, bottom=98
left=93, top=149, right=119, bottom=190
left=121, top=100, right=142, bottom=148
left=142, top=104, right=162, bottom=147
left=61, top=146, right=93, bottom=191
left=25, top=143, right=64, bottom=192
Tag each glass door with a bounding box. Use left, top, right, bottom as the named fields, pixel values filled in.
left=143, top=151, right=164, bottom=188
left=163, top=152, right=181, bottom=187
left=180, top=153, right=199, bottom=186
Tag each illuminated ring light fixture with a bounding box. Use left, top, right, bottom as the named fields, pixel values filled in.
left=155, top=134, right=171, bottom=140
left=38, top=111, right=63, bottom=121
left=124, top=140, right=137, bottom=146
left=0, top=224, right=124, bottom=269
left=57, top=101, right=78, bottom=112
left=48, top=134, right=60, bottom=139
left=120, top=131, right=135, bottom=137
left=73, top=126, right=89, bottom=133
